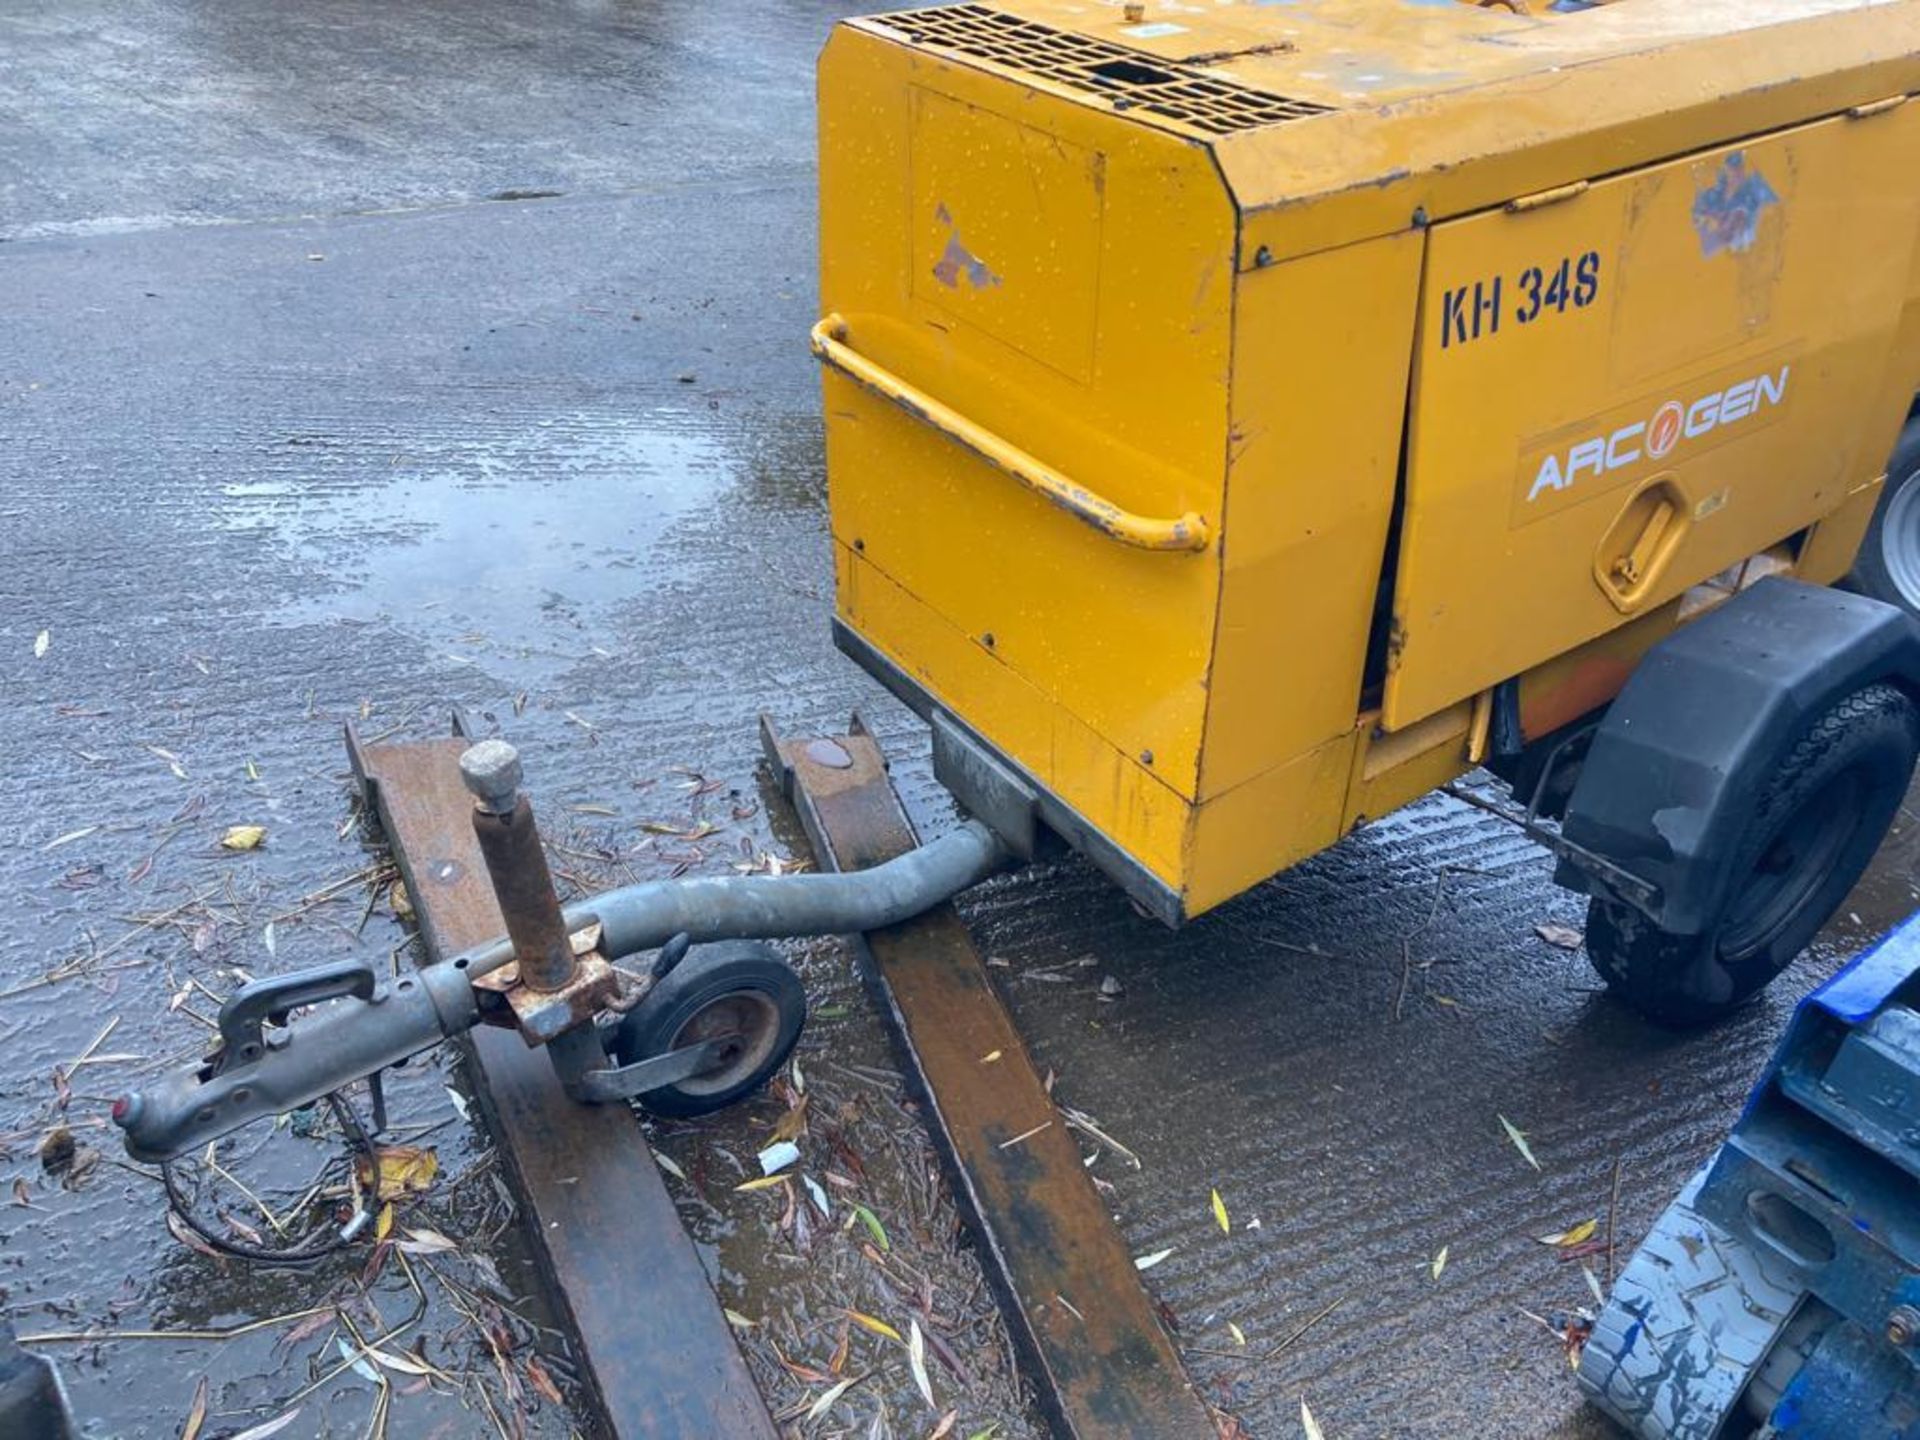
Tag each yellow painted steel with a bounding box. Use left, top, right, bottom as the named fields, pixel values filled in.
left=811, top=315, right=1210, bottom=552
left=818, top=0, right=1920, bottom=920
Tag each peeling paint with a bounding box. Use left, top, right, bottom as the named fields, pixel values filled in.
left=1691, top=151, right=1780, bottom=258
left=931, top=202, right=1003, bottom=291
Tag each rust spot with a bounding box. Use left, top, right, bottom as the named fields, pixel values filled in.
left=931, top=203, right=1003, bottom=291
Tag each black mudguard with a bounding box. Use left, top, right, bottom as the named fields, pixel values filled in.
left=1558, top=578, right=1920, bottom=935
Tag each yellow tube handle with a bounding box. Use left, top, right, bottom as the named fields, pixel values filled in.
left=810, top=314, right=1210, bottom=554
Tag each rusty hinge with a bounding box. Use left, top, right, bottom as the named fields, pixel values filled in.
left=1506, top=179, right=1590, bottom=215
left=1847, top=94, right=1909, bottom=121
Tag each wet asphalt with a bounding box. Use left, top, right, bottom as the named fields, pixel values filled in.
left=4, top=3, right=1918, bottom=1438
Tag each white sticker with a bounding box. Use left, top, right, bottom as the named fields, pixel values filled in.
left=1122, top=22, right=1188, bottom=38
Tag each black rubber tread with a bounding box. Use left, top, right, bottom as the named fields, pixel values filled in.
left=1587, top=683, right=1919, bottom=1025
left=1848, top=415, right=1920, bottom=619
left=1578, top=1169, right=1805, bottom=1439
left=612, top=940, right=806, bottom=1118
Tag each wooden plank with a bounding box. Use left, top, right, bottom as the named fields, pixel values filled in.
left=348, top=727, right=776, bottom=1440
left=766, top=719, right=1219, bottom=1440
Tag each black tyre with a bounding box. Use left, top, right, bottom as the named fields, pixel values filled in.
left=611, top=940, right=806, bottom=1118
left=1849, top=415, right=1920, bottom=619
left=1587, top=683, right=1918, bottom=1025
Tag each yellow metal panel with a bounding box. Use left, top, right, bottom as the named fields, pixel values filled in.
left=1200, top=233, right=1422, bottom=799
left=1383, top=109, right=1920, bottom=730
left=863, top=1, right=1920, bottom=267
left=1799, top=478, right=1889, bottom=588
left=835, top=544, right=1191, bottom=886
left=908, top=88, right=1104, bottom=383
left=1183, top=731, right=1357, bottom=918
left=1220, top=1, right=1920, bottom=266
left=1343, top=705, right=1473, bottom=834
left=820, top=28, right=1236, bottom=801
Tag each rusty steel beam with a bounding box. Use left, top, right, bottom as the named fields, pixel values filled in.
left=763, top=716, right=1219, bottom=1440
left=348, top=722, right=776, bottom=1440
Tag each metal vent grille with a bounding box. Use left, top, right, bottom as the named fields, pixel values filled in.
left=876, top=4, right=1330, bottom=136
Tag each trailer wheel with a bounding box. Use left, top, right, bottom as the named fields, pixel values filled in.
left=612, top=941, right=806, bottom=1117
left=1586, top=683, right=1918, bottom=1025
left=1849, top=416, right=1920, bottom=618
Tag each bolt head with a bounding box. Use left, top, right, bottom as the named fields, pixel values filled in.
left=1890, top=1304, right=1920, bottom=1348
left=459, top=740, right=523, bottom=811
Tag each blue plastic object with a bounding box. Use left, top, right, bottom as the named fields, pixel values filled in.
left=1581, top=913, right=1920, bottom=1438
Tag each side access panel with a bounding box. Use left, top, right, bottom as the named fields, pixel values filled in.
left=1384, top=104, right=1920, bottom=732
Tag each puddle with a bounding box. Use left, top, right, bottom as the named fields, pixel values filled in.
left=224, top=411, right=730, bottom=669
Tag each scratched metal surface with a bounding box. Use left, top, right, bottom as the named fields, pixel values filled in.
left=5, top=2, right=1919, bottom=1437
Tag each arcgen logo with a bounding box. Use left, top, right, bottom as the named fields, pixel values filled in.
left=1527, top=366, right=1791, bottom=503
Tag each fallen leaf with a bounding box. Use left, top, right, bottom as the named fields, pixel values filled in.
left=1301, top=1397, right=1327, bottom=1440
left=1227, top=1321, right=1246, bottom=1347
left=980, top=1050, right=1003, bottom=1064
left=1211, top=1187, right=1230, bottom=1235
left=723, top=1309, right=758, bottom=1330
left=182, top=1375, right=210, bottom=1440
left=397, top=1227, right=458, bottom=1255
left=33, top=630, right=50, bottom=659
left=390, top=882, right=414, bottom=920
left=654, top=1151, right=686, bottom=1182
left=11, top=1178, right=30, bottom=1207
left=374, top=1202, right=394, bottom=1242
left=280, top=1309, right=338, bottom=1348
left=230, top=1409, right=304, bottom=1440
left=166, top=1209, right=224, bottom=1260
left=365, top=1345, right=432, bottom=1377
left=1133, top=1247, right=1175, bottom=1271
left=845, top=1309, right=902, bottom=1343
left=1534, top=922, right=1584, bottom=951
left=443, top=1085, right=468, bottom=1122
left=802, top=1173, right=831, bottom=1219
left=1432, top=1245, right=1449, bottom=1280
left=854, top=1203, right=889, bottom=1251
left=1582, top=1266, right=1607, bottom=1307
left=807, top=1377, right=855, bottom=1422
left=335, top=1337, right=379, bottom=1384
left=38, top=1126, right=75, bottom=1175
left=908, top=1319, right=935, bottom=1411
left=526, top=1356, right=564, bottom=1405
left=355, top=1145, right=439, bottom=1201
left=640, top=820, right=719, bottom=839
left=734, top=1175, right=788, bottom=1193
left=1537, top=1219, right=1599, bottom=1248
left=929, top=1411, right=958, bottom=1440
left=42, top=827, right=99, bottom=852
left=221, top=825, right=267, bottom=852
left=768, top=1094, right=810, bottom=1145
left=1499, top=1114, right=1542, bottom=1172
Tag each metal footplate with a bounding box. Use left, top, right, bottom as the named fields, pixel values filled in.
left=1580, top=915, right=1920, bottom=1438
left=763, top=714, right=1221, bottom=1440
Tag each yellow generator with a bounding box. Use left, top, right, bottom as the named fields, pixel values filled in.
left=815, top=0, right=1920, bottom=1023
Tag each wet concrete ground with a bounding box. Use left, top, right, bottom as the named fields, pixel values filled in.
left=4, top=2, right=1917, bottom=1437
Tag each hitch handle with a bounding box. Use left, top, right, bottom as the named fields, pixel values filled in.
left=217, top=960, right=378, bottom=1070
left=810, top=314, right=1210, bottom=554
